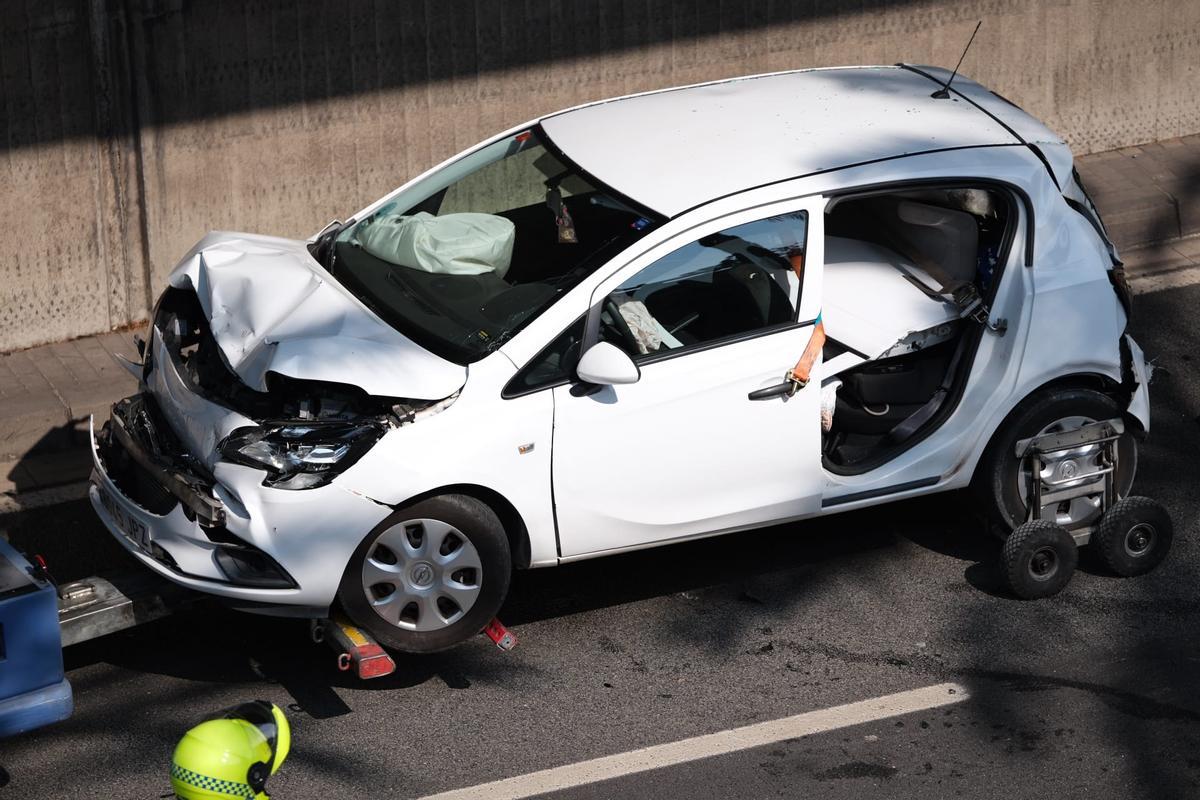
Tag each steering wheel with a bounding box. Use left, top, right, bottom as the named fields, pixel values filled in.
left=602, top=296, right=642, bottom=356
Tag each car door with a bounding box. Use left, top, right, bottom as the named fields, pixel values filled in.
left=552, top=196, right=827, bottom=558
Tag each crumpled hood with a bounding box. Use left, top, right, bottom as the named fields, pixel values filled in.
left=166, top=231, right=467, bottom=400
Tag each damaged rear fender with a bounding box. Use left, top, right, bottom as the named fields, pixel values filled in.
left=1122, top=334, right=1151, bottom=434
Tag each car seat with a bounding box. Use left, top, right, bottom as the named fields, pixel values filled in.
left=868, top=198, right=979, bottom=292
left=709, top=259, right=793, bottom=339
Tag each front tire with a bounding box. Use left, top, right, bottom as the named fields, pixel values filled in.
left=338, top=494, right=511, bottom=654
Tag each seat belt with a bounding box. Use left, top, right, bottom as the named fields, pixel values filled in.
left=885, top=331, right=973, bottom=445
left=883, top=276, right=1006, bottom=444
left=887, top=257, right=1003, bottom=332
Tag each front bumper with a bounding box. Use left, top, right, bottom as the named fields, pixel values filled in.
left=89, top=398, right=392, bottom=614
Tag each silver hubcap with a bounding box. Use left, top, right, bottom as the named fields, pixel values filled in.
left=361, top=518, right=483, bottom=632
left=1018, top=415, right=1106, bottom=529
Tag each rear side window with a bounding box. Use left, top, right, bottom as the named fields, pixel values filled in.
left=600, top=212, right=808, bottom=360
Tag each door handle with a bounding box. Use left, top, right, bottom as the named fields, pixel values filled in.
left=748, top=381, right=794, bottom=401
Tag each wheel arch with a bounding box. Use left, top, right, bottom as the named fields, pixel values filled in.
left=391, top=483, right=533, bottom=570
left=969, top=370, right=1130, bottom=485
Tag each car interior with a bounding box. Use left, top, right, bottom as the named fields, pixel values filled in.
left=601, top=243, right=797, bottom=355
left=330, top=136, right=659, bottom=364
left=819, top=186, right=1013, bottom=472
left=336, top=190, right=651, bottom=357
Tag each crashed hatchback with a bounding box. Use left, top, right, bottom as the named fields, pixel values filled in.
left=91, top=65, right=1154, bottom=652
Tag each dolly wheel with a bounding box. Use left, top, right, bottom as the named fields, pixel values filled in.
left=1092, top=496, right=1173, bottom=577
left=1002, top=520, right=1078, bottom=599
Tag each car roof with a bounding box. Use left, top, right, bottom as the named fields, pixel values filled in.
left=540, top=65, right=1026, bottom=218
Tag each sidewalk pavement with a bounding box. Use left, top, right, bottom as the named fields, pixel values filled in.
left=2, top=133, right=1199, bottom=501
left=1079, top=136, right=1200, bottom=250
left=0, top=333, right=140, bottom=495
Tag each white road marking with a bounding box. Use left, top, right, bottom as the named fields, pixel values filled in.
left=417, top=682, right=969, bottom=800
left=1130, top=262, right=1200, bottom=294
left=0, top=481, right=89, bottom=517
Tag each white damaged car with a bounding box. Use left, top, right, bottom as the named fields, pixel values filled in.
left=91, top=65, right=1157, bottom=652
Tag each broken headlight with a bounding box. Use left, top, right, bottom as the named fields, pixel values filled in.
left=219, top=422, right=383, bottom=490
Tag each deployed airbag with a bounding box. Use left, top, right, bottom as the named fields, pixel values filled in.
left=357, top=211, right=515, bottom=279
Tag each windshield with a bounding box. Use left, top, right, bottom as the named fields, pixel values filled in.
left=329, top=128, right=661, bottom=364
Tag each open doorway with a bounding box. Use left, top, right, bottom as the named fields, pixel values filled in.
left=819, top=184, right=1017, bottom=473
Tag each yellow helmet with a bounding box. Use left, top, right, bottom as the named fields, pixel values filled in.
left=171, top=701, right=291, bottom=800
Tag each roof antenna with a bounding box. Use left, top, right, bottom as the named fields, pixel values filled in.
left=931, top=20, right=982, bottom=99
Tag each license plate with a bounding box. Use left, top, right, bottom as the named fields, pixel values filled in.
left=98, top=484, right=151, bottom=551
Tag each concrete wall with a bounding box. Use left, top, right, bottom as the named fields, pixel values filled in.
left=2, top=0, right=1198, bottom=352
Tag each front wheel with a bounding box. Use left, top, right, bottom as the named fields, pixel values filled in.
left=338, top=494, right=512, bottom=654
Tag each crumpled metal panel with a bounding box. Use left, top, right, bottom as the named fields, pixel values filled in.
left=167, top=231, right=466, bottom=400
left=1124, top=334, right=1151, bottom=433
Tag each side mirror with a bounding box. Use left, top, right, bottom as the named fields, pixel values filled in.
left=575, top=342, right=640, bottom=385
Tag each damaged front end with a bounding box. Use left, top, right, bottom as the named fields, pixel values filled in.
left=97, top=394, right=224, bottom=526
left=91, top=393, right=300, bottom=589
left=148, top=286, right=446, bottom=491
left=91, top=283, right=455, bottom=593
left=88, top=235, right=468, bottom=604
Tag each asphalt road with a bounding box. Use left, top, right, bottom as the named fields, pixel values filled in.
left=2, top=272, right=1198, bottom=799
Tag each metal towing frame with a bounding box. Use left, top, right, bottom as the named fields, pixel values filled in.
left=54, top=572, right=517, bottom=682
left=1013, top=416, right=1126, bottom=545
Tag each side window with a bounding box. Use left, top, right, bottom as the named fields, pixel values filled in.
left=600, top=212, right=807, bottom=359
left=503, top=318, right=586, bottom=397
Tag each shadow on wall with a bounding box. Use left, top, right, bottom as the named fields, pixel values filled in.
left=1, top=0, right=958, bottom=154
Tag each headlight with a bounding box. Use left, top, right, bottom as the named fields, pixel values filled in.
left=219, top=422, right=383, bottom=490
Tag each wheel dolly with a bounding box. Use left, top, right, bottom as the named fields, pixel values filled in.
left=1001, top=416, right=1172, bottom=599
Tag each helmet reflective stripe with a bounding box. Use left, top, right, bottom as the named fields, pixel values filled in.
left=171, top=763, right=256, bottom=799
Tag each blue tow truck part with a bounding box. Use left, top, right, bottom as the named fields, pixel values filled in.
left=0, top=537, right=72, bottom=737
